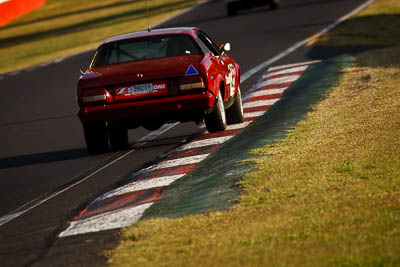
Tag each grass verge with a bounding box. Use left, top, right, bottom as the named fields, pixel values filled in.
left=0, top=0, right=202, bottom=74
left=108, top=0, right=400, bottom=265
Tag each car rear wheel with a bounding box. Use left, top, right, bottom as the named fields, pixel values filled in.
left=109, top=125, right=128, bottom=150
left=83, top=122, right=109, bottom=154
left=205, top=90, right=227, bottom=133
left=270, top=0, right=280, bottom=9
left=226, top=88, right=244, bottom=125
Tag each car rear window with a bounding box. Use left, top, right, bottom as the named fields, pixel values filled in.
left=92, top=34, right=203, bottom=67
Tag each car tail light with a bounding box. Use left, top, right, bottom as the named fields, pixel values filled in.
left=78, top=88, right=110, bottom=106
left=179, top=75, right=205, bottom=91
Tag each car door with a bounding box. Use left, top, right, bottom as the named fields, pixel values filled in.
left=196, top=31, right=235, bottom=100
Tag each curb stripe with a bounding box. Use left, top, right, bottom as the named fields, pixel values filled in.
left=175, top=136, right=234, bottom=152
left=194, top=129, right=240, bottom=141
left=263, top=65, right=309, bottom=78
left=132, top=163, right=198, bottom=181
left=243, top=99, right=280, bottom=109
left=264, top=71, right=305, bottom=80
left=59, top=203, right=154, bottom=237
left=226, top=122, right=251, bottom=130
left=244, top=111, right=266, bottom=118
left=244, top=117, right=258, bottom=122
left=243, top=88, right=287, bottom=100
left=79, top=187, right=164, bottom=219
left=139, top=154, right=209, bottom=171
left=166, top=145, right=219, bottom=160
left=243, top=105, right=270, bottom=113
left=244, top=93, right=283, bottom=103
left=253, top=75, right=300, bottom=90
left=249, top=82, right=294, bottom=92
left=267, top=60, right=321, bottom=72
left=93, top=174, right=185, bottom=204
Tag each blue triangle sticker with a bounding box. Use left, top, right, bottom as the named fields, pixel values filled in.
left=185, top=65, right=199, bottom=76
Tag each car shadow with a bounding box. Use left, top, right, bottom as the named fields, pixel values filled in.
left=0, top=134, right=196, bottom=170
left=0, top=148, right=89, bottom=169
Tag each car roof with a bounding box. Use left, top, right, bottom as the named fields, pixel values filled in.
left=100, top=27, right=200, bottom=46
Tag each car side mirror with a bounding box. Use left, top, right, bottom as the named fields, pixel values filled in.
left=219, top=43, right=231, bottom=54
left=223, top=43, right=231, bottom=52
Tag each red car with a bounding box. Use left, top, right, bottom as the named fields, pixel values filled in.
left=77, top=27, right=243, bottom=154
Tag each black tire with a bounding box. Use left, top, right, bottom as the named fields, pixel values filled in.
left=270, top=0, right=280, bottom=9
left=205, top=90, right=227, bottom=133
left=227, top=3, right=237, bottom=16
left=83, top=122, right=109, bottom=154
left=109, top=125, right=128, bottom=150
left=226, top=88, right=244, bottom=125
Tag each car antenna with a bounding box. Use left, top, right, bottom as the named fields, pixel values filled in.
left=146, top=0, right=151, bottom=33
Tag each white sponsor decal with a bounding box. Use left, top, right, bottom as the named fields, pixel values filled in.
left=225, top=64, right=236, bottom=96
left=117, top=83, right=165, bottom=96
left=153, top=84, right=166, bottom=90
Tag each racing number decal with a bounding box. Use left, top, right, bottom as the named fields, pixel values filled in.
left=225, top=64, right=236, bottom=97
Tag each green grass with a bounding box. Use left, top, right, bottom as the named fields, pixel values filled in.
left=107, top=0, right=400, bottom=265
left=0, top=0, right=202, bottom=74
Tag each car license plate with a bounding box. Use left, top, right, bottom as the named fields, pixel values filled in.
left=115, top=81, right=167, bottom=100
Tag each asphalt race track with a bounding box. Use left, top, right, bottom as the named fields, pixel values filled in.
left=0, top=0, right=368, bottom=266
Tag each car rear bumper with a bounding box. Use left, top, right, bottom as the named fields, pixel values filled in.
left=78, top=91, right=216, bottom=124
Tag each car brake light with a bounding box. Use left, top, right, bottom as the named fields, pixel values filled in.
left=179, top=75, right=205, bottom=90
left=79, top=88, right=109, bottom=105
